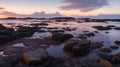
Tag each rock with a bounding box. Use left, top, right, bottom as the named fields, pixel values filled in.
left=0, top=55, right=12, bottom=67
left=84, top=32, right=95, bottom=37
left=98, top=52, right=113, bottom=61
left=63, top=40, right=90, bottom=57
left=22, top=48, right=51, bottom=66
left=0, top=24, right=7, bottom=29
left=0, top=28, right=14, bottom=35
left=115, top=40, right=120, bottom=45
left=48, top=30, right=65, bottom=32
left=0, top=24, right=15, bottom=44
left=99, top=48, right=112, bottom=53
left=98, top=52, right=120, bottom=63
left=15, top=27, right=36, bottom=38
left=47, top=27, right=58, bottom=29
left=78, top=34, right=87, bottom=40
left=62, top=27, right=77, bottom=31
left=107, top=25, right=116, bottom=28
left=62, top=23, right=68, bottom=25
left=105, top=32, right=109, bottom=33
left=90, top=42, right=103, bottom=49
left=94, top=31, right=99, bottom=33
left=37, top=23, right=48, bottom=26
left=99, top=60, right=112, bottom=67
left=92, top=26, right=112, bottom=31
left=63, top=40, right=79, bottom=53
left=52, top=33, right=73, bottom=42
left=115, top=52, right=120, bottom=57
left=0, top=35, right=15, bottom=44
left=4, top=46, right=26, bottom=55
left=77, top=21, right=82, bottom=23
left=111, top=56, right=120, bottom=63
left=31, top=23, right=48, bottom=26
left=109, top=52, right=120, bottom=63
left=114, top=27, right=120, bottom=30
left=110, top=45, right=119, bottom=49
left=4, top=55, right=20, bottom=66
left=14, top=32, right=34, bottom=38
left=82, top=59, right=112, bottom=67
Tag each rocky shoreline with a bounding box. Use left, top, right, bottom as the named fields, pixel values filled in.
left=0, top=21, right=120, bottom=67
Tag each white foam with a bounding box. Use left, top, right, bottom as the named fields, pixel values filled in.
left=26, top=32, right=52, bottom=39
left=0, top=51, right=7, bottom=57
left=13, top=43, right=27, bottom=48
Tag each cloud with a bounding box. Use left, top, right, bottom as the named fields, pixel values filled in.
left=0, top=11, right=63, bottom=18
left=0, top=7, right=4, bottom=10
left=60, top=0, right=109, bottom=12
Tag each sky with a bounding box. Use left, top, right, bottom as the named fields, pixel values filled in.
left=0, top=0, right=120, bottom=18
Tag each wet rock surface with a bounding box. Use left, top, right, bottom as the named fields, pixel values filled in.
left=99, top=48, right=112, bottom=53
left=110, top=45, right=119, bottom=50
left=84, top=32, right=95, bottom=37
left=115, top=41, right=120, bottom=45
left=82, top=59, right=112, bottom=67
left=0, top=24, right=15, bottom=44
left=22, top=48, right=51, bottom=66
left=90, top=42, right=103, bottom=49
left=92, top=26, right=112, bottom=31
left=63, top=40, right=90, bottom=57
left=52, top=33, right=73, bottom=42
left=15, top=27, right=36, bottom=38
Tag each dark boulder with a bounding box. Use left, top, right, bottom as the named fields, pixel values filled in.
left=98, top=52, right=113, bottom=61
left=0, top=35, right=15, bottom=44
left=92, top=26, right=112, bottom=31
left=110, top=45, right=119, bottom=50
left=15, top=27, right=36, bottom=38
left=82, top=59, right=112, bottom=67
left=63, top=40, right=90, bottom=57
left=98, top=52, right=120, bottom=63
left=99, top=48, right=112, bottom=53
left=84, top=32, right=95, bottom=37
left=114, top=27, right=120, bottom=30
left=111, top=56, right=120, bottom=63
left=22, top=48, right=51, bottom=66
left=0, top=28, right=14, bottom=35
left=31, top=23, right=48, bottom=26
left=0, top=56, right=12, bottom=67
left=0, top=24, right=15, bottom=44
left=115, top=40, right=120, bottom=45
left=90, top=42, right=103, bottom=49
left=52, top=33, right=73, bottom=42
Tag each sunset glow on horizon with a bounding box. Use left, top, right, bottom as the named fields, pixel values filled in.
left=0, top=0, right=120, bottom=18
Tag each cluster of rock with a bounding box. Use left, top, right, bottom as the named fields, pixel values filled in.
left=0, top=24, right=36, bottom=44
left=97, top=41, right=120, bottom=64
left=0, top=24, right=15, bottom=44
left=0, top=47, right=52, bottom=67
left=98, top=52, right=120, bottom=63
left=81, top=59, right=112, bottom=67
left=1, top=22, right=120, bottom=67
left=92, top=25, right=120, bottom=31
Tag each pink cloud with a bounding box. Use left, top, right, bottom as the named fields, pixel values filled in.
left=0, top=7, right=4, bottom=10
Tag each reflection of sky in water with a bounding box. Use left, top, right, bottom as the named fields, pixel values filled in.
left=0, top=20, right=120, bottom=57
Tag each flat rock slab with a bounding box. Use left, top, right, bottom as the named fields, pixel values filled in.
left=22, top=48, right=50, bottom=66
